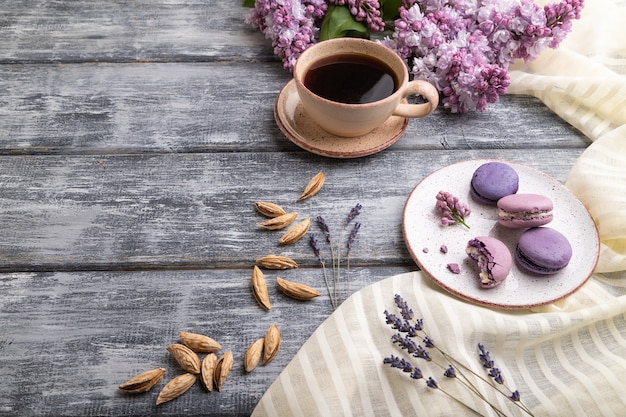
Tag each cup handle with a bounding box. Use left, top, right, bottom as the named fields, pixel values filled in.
left=392, top=80, right=439, bottom=118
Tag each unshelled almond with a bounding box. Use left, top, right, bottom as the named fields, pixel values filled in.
left=213, top=351, right=233, bottom=391
left=257, top=212, right=297, bottom=230
left=167, top=343, right=201, bottom=374
left=298, top=171, right=325, bottom=201
left=255, top=201, right=287, bottom=217
left=256, top=254, right=298, bottom=270
left=179, top=331, right=221, bottom=353
left=263, top=324, right=281, bottom=365
left=279, top=217, right=310, bottom=245
left=244, top=338, right=265, bottom=372
left=276, top=277, right=320, bottom=300
left=201, top=353, right=217, bottom=392
left=251, top=265, right=271, bottom=310
left=156, top=373, right=196, bottom=405
left=118, top=368, right=165, bottom=394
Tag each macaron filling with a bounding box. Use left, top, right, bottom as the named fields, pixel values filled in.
left=497, top=193, right=554, bottom=228
left=498, top=208, right=553, bottom=222
left=466, top=237, right=511, bottom=288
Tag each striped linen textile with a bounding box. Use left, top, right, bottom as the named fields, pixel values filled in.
left=252, top=0, right=626, bottom=415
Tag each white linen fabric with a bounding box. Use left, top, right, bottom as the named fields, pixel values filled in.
left=253, top=1, right=626, bottom=415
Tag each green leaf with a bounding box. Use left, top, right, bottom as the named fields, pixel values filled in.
left=242, top=0, right=255, bottom=7
left=380, top=0, right=403, bottom=21
left=320, top=5, right=369, bottom=41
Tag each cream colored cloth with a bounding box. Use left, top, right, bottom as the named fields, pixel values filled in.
left=253, top=1, right=626, bottom=415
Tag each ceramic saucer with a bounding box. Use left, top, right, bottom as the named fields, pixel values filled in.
left=274, top=79, right=409, bottom=158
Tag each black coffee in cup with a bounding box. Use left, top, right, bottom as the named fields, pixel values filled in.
left=303, top=54, right=398, bottom=104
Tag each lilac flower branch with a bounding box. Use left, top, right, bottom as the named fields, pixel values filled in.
left=436, top=190, right=471, bottom=229
left=245, top=0, right=584, bottom=112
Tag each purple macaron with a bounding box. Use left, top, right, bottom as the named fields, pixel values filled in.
left=470, top=162, right=519, bottom=205
left=466, top=236, right=512, bottom=288
left=516, top=227, right=572, bottom=275
left=497, top=193, right=554, bottom=229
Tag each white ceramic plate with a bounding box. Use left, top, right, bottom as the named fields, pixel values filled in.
left=402, top=159, right=600, bottom=309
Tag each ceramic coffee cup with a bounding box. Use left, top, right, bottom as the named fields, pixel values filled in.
left=293, top=38, right=439, bottom=137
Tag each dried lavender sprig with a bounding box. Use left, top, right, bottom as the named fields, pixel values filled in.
left=310, top=233, right=325, bottom=264
left=391, top=333, right=432, bottom=361
left=433, top=348, right=516, bottom=416
left=394, top=295, right=413, bottom=319
left=312, top=205, right=363, bottom=310
left=345, top=221, right=361, bottom=299
left=477, top=344, right=534, bottom=414
left=420, top=334, right=516, bottom=414
left=383, top=310, right=419, bottom=337
left=386, top=339, right=506, bottom=416
left=316, top=216, right=333, bottom=244
left=386, top=295, right=535, bottom=416
left=310, top=234, right=335, bottom=310
left=335, top=203, right=362, bottom=304
left=389, top=342, right=507, bottom=416
left=444, top=365, right=456, bottom=378
left=343, top=203, right=362, bottom=228
left=392, top=334, right=499, bottom=413
left=346, top=222, right=361, bottom=256
left=383, top=355, right=423, bottom=380
left=316, top=216, right=338, bottom=307
left=425, top=377, right=487, bottom=416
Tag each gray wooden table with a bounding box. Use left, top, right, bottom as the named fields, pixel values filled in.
left=0, top=2, right=590, bottom=416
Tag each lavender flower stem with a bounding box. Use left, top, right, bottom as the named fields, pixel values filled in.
left=310, top=234, right=336, bottom=310
left=430, top=385, right=489, bottom=417
left=385, top=295, right=536, bottom=416
left=337, top=204, right=362, bottom=303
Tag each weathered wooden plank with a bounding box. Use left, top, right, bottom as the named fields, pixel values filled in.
left=0, top=61, right=589, bottom=155
left=0, top=2, right=600, bottom=417
left=0, top=266, right=413, bottom=416
left=0, top=0, right=273, bottom=63
left=0, top=149, right=583, bottom=272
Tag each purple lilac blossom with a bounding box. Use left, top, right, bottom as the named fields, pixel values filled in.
left=385, top=0, right=584, bottom=112
left=247, top=0, right=583, bottom=111
left=246, top=0, right=327, bottom=70
left=436, top=190, right=471, bottom=227
left=329, top=0, right=385, bottom=31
